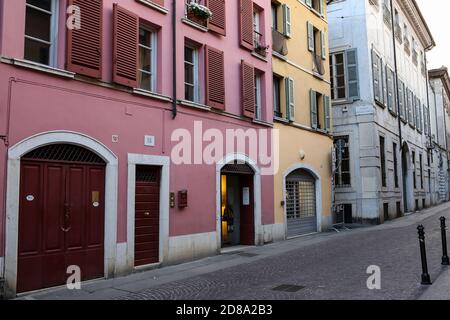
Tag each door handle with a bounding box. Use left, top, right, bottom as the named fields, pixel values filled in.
left=62, top=203, right=71, bottom=233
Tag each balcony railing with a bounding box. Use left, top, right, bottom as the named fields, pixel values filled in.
left=253, top=30, right=268, bottom=57
left=272, top=29, right=288, bottom=56
left=313, top=54, right=325, bottom=76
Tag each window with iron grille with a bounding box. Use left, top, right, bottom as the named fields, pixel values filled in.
left=334, top=136, right=351, bottom=187
left=286, top=179, right=316, bottom=220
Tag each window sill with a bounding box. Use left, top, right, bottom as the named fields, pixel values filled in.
left=178, top=99, right=211, bottom=111
left=133, top=88, right=172, bottom=102
left=274, top=116, right=289, bottom=124
left=251, top=51, right=268, bottom=62
left=252, top=118, right=273, bottom=127
left=2, top=58, right=75, bottom=79
left=181, top=18, right=208, bottom=32
left=136, top=0, right=168, bottom=14
left=272, top=51, right=288, bottom=61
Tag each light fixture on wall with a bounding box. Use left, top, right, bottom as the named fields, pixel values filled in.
left=299, top=150, right=306, bottom=160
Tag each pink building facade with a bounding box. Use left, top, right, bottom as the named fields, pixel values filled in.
left=0, top=0, right=279, bottom=297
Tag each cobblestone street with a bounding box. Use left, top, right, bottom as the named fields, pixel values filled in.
left=23, top=202, right=450, bottom=300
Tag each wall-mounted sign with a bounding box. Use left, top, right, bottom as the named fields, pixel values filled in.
left=242, top=187, right=250, bottom=206
left=144, top=135, right=156, bottom=147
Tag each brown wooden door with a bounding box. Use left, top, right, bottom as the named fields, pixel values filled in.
left=239, top=175, right=255, bottom=245
left=134, top=166, right=161, bottom=267
left=18, top=160, right=105, bottom=293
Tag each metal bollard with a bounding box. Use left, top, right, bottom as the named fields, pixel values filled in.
left=417, top=225, right=432, bottom=285
left=440, top=217, right=450, bottom=266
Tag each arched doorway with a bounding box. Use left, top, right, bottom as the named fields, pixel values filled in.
left=285, top=169, right=318, bottom=237
left=5, top=131, right=118, bottom=297
left=402, top=143, right=414, bottom=213
left=17, top=144, right=106, bottom=293
left=220, top=163, right=255, bottom=247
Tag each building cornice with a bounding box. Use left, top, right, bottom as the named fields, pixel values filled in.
left=398, top=0, right=435, bottom=51
left=429, top=67, right=450, bottom=100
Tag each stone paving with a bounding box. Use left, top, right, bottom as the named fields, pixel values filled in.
left=21, top=202, right=450, bottom=300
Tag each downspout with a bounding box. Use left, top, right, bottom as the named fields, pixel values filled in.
left=171, top=0, right=177, bottom=119
left=390, top=0, right=406, bottom=212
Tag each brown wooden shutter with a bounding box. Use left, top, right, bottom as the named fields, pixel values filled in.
left=239, top=0, right=254, bottom=51
left=205, top=46, right=225, bottom=110
left=67, top=0, right=103, bottom=78
left=206, top=0, right=226, bottom=36
left=113, top=4, right=139, bottom=88
left=241, top=60, right=255, bottom=118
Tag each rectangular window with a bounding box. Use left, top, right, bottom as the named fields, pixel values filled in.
left=419, top=154, right=423, bottom=189
left=139, top=26, right=157, bottom=92
left=380, top=136, right=387, bottom=187
left=334, top=136, right=351, bottom=187
left=255, top=72, right=262, bottom=120
left=273, top=75, right=282, bottom=118
left=393, top=143, right=399, bottom=188
left=330, top=52, right=346, bottom=100
left=271, top=3, right=278, bottom=30
left=184, top=45, right=199, bottom=103
left=24, top=0, right=58, bottom=66
left=412, top=151, right=416, bottom=189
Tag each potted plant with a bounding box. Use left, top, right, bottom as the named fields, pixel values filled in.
left=187, top=1, right=212, bottom=27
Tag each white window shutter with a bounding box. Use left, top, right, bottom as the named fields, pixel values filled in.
left=285, top=77, right=295, bottom=122
left=320, top=31, right=326, bottom=60
left=324, top=95, right=331, bottom=132
left=305, top=0, right=312, bottom=8
left=310, top=89, right=318, bottom=129
left=282, top=4, right=292, bottom=37
left=307, top=22, right=314, bottom=52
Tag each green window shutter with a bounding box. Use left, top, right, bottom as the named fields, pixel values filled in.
left=285, top=77, right=295, bottom=122
left=320, top=0, right=325, bottom=15
left=381, top=60, right=387, bottom=107
left=320, top=31, right=326, bottom=60
left=324, top=95, right=331, bottom=132
left=372, top=49, right=380, bottom=103
left=387, top=66, right=393, bottom=112
left=310, top=89, right=318, bottom=129
left=307, top=22, right=314, bottom=52
left=398, top=80, right=404, bottom=119
left=282, top=4, right=292, bottom=37
left=345, top=49, right=360, bottom=101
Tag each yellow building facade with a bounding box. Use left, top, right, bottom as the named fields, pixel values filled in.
left=272, top=0, right=333, bottom=237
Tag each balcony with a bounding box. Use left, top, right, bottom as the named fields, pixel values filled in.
left=272, top=29, right=288, bottom=56
left=253, top=30, right=268, bottom=58
left=313, top=54, right=325, bottom=76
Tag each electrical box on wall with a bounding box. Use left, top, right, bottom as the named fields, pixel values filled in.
left=178, top=190, right=188, bottom=209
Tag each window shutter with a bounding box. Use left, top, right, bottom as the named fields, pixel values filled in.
left=240, top=0, right=254, bottom=51
left=113, top=4, right=139, bottom=88
left=381, top=61, right=387, bottom=107
left=307, top=22, right=314, bottom=52
left=310, top=90, right=318, bottom=129
left=320, top=0, right=325, bottom=15
left=282, top=4, right=291, bottom=37
left=205, top=46, right=225, bottom=110
left=285, top=77, right=295, bottom=122
left=387, top=66, right=393, bottom=112
left=67, top=0, right=103, bottom=78
left=151, top=0, right=164, bottom=6
left=241, top=60, right=255, bottom=118
left=305, top=0, right=312, bottom=8
left=398, top=80, right=404, bottom=119
left=324, top=95, right=331, bottom=132
left=320, top=31, right=326, bottom=60
left=372, top=49, right=380, bottom=103
left=345, top=49, right=359, bottom=101
left=206, top=0, right=226, bottom=36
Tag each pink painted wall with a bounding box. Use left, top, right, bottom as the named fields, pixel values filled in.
left=0, top=0, right=274, bottom=257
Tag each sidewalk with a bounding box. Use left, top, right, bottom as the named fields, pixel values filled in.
left=17, top=201, right=450, bottom=300
left=419, top=267, right=450, bottom=300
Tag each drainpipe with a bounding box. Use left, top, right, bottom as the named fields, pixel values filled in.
left=390, top=0, right=406, bottom=211
left=171, top=0, right=177, bottom=119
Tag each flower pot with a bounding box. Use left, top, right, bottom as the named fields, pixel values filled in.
left=187, top=10, right=208, bottom=27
